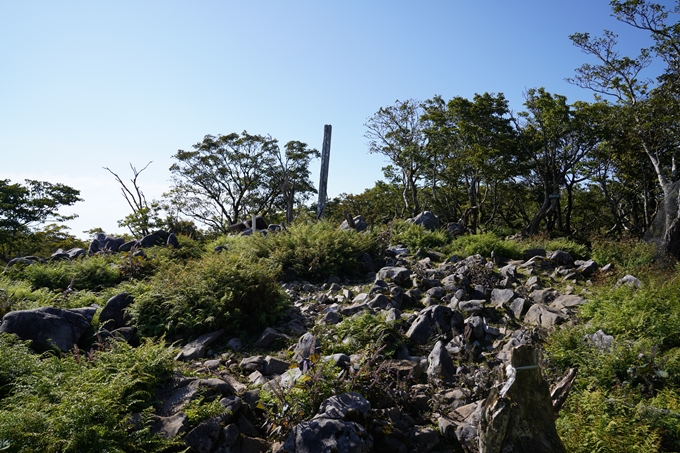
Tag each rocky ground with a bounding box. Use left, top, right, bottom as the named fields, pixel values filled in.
left=1, top=242, right=624, bottom=453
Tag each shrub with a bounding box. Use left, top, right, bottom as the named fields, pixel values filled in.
left=320, top=311, right=403, bottom=356
left=447, top=232, right=523, bottom=259
left=520, top=235, right=589, bottom=260
left=129, top=252, right=287, bottom=338
left=390, top=221, right=451, bottom=252
left=7, top=256, right=121, bottom=292
left=591, top=238, right=656, bottom=273
left=224, top=221, right=379, bottom=281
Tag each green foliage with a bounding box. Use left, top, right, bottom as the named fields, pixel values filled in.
left=591, top=238, right=656, bottom=273
left=546, top=268, right=680, bottom=451
left=260, top=357, right=350, bottom=435
left=322, top=312, right=403, bottom=356
left=0, top=338, right=179, bottom=453
left=6, top=256, right=121, bottom=292
left=447, top=232, right=523, bottom=259
left=224, top=221, right=379, bottom=281
left=390, top=221, right=451, bottom=252
left=183, top=396, right=228, bottom=426
left=129, top=252, right=286, bottom=338
left=557, top=389, right=661, bottom=453
left=520, top=235, right=589, bottom=260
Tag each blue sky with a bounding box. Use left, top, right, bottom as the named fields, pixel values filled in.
left=0, top=1, right=670, bottom=238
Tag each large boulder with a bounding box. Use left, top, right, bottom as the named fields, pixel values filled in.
left=408, top=211, right=440, bottom=231
left=277, top=393, right=373, bottom=453
left=88, top=233, right=125, bottom=255
left=99, top=292, right=134, bottom=331
left=136, top=230, right=168, bottom=248
left=0, top=306, right=96, bottom=351
left=340, top=215, right=369, bottom=232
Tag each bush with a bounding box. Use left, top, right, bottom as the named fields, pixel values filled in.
left=591, top=238, right=657, bottom=273
left=0, top=338, right=179, bottom=453
left=7, top=256, right=121, bottom=292
left=224, top=221, right=379, bottom=281
left=447, top=232, right=523, bottom=259
left=390, top=221, right=451, bottom=252
left=129, top=252, right=287, bottom=338
left=520, top=235, right=589, bottom=260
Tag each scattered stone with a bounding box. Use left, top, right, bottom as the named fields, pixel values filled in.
left=175, top=329, right=224, bottom=361
left=254, top=327, right=290, bottom=348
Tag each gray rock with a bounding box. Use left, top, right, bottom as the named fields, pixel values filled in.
left=427, top=340, right=456, bottom=382
left=184, top=413, right=231, bottom=453
left=523, top=248, right=546, bottom=261
left=576, top=259, right=598, bottom=277
left=615, top=274, right=643, bottom=288
left=490, top=288, right=516, bottom=308
left=175, top=329, right=224, bottom=361
left=550, top=294, right=586, bottom=310
left=152, top=412, right=189, bottom=439
left=254, top=327, right=290, bottom=348
left=264, top=356, right=291, bottom=375
left=509, top=298, right=530, bottom=319
left=377, top=267, right=411, bottom=285
left=99, top=292, right=134, bottom=331
left=524, top=304, right=567, bottom=329
left=458, top=300, right=484, bottom=315
left=167, top=232, right=180, bottom=248
left=585, top=329, right=614, bottom=352
left=405, top=313, right=432, bottom=345
left=226, top=337, right=243, bottom=351
left=277, top=393, right=373, bottom=453
left=530, top=289, right=557, bottom=305
left=408, top=426, right=440, bottom=453
left=0, top=306, right=94, bottom=352
left=340, top=215, right=369, bottom=232
left=408, top=211, right=440, bottom=231
left=240, top=356, right=265, bottom=372
left=549, top=250, right=574, bottom=266
left=293, top=333, right=321, bottom=362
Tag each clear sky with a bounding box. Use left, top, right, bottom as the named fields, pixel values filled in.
left=0, top=1, right=670, bottom=238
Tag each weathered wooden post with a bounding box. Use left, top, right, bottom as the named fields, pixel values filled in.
left=316, top=125, right=332, bottom=219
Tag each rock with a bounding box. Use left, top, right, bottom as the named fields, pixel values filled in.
left=529, top=289, right=557, bottom=305
left=490, top=288, right=515, bottom=308
left=226, top=337, right=243, bottom=351
left=408, top=426, right=439, bottom=453
left=277, top=393, right=373, bottom=453
left=377, top=267, right=411, bottom=285
left=458, top=300, right=484, bottom=315
left=615, top=274, right=643, bottom=288
left=550, top=294, right=586, bottom=310
left=167, top=232, right=180, bottom=248
left=524, top=304, right=567, bottom=329
left=184, top=413, right=231, bottom=453
left=509, top=298, right=530, bottom=319
left=254, top=327, right=290, bottom=348
left=340, top=215, right=369, bottom=232
left=240, top=356, right=265, bottom=372
left=523, top=248, right=546, bottom=261
left=367, top=294, right=390, bottom=310
left=585, top=329, right=614, bottom=352
left=152, top=412, right=189, bottom=439
left=446, top=222, right=465, bottom=236
left=382, top=359, right=424, bottom=380
left=408, top=211, right=440, bottom=231
left=0, top=306, right=95, bottom=352
left=175, top=329, right=224, bottom=361
left=99, top=292, right=134, bottom=330
left=119, top=240, right=136, bottom=252
left=576, top=259, right=598, bottom=277
left=548, top=250, right=574, bottom=267
left=264, top=356, right=291, bottom=375
left=405, top=313, right=432, bottom=345
left=293, top=333, right=321, bottom=362
left=427, top=340, right=456, bottom=382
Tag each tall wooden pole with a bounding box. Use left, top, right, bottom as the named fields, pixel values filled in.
left=317, top=124, right=332, bottom=219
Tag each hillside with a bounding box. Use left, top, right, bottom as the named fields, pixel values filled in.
left=0, top=218, right=678, bottom=453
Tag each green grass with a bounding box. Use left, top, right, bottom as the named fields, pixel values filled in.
left=446, top=232, right=523, bottom=259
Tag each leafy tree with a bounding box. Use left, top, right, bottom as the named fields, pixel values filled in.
left=569, top=0, right=680, bottom=255
left=365, top=99, right=430, bottom=216
left=423, top=92, right=517, bottom=232
left=273, top=141, right=320, bottom=224
left=168, top=131, right=318, bottom=233
left=0, top=179, right=81, bottom=260
left=514, top=89, right=604, bottom=235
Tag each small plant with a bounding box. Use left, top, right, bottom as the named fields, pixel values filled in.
left=389, top=220, right=451, bottom=252
left=6, top=256, right=121, bottom=292
left=447, top=232, right=523, bottom=259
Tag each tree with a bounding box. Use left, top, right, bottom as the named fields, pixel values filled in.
left=272, top=141, right=320, bottom=224
left=168, top=131, right=318, bottom=233
left=0, top=179, right=81, bottom=259
left=365, top=99, right=429, bottom=216
left=423, top=92, right=517, bottom=232
left=569, top=0, right=680, bottom=255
